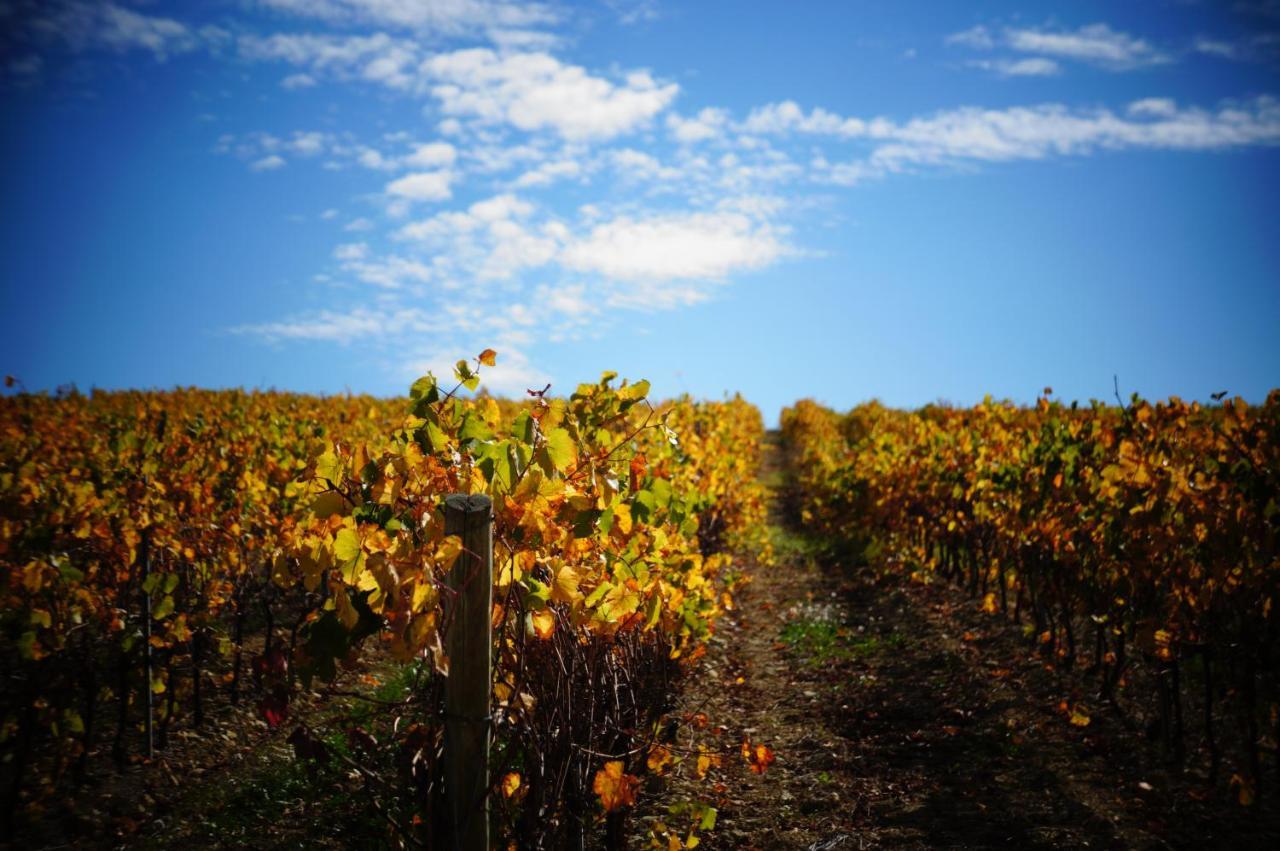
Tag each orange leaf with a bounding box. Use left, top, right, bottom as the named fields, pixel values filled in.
left=750, top=744, right=775, bottom=774
left=742, top=739, right=775, bottom=774
left=593, top=761, right=639, bottom=812
left=478, top=348, right=497, bottom=367
left=530, top=609, right=555, bottom=640
left=646, top=744, right=673, bottom=775
left=501, top=772, right=521, bottom=799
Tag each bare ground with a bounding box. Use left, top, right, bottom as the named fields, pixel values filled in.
left=640, top=432, right=1280, bottom=851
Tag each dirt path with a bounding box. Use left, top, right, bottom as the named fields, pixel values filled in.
left=644, top=431, right=1277, bottom=850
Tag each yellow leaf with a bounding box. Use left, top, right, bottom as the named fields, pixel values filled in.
left=530, top=609, right=555, bottom=640
left=436, top=535, right=463, bottom=571
left=611, top=502, right=633, bottom=536
left=550, top=563, right=581, bottom=606
left=411, top=579, right=436, bottom=613
left=694, top=746, right=720, bottom=779
left=1069, top=706, right=1091, bottom=727
left=334, top=586, right=359, bottom=629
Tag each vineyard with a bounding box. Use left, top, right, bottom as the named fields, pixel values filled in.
left=2, top=363, right=1278, bottom=849
left=782, top=391, right=1280, bottom=810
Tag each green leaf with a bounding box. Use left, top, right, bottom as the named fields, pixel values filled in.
left=572, top=509, right=602, bottom=537
left=525, top=578, right=550, bottom=609
left=17, top=631, right=36, bottom=660
left=620, top=379, right=650, bottom=401
left=650, top=477, right=672, bottom=508
left=415, top=419, right=449, bottom=453
left=632, top=489, right=656, bottom=522
left=57, top=564, right=85, bottom=583
left=315, top=449, right=342, bottom=484
left=409, top=374, right=439, bottom=403
left=543, top=427, right=575, bottom=473
left=334, top=528, right=362, bottom=564
left=459, top=411, right=493, bottom=444
left=152, top=595, right=174, bottom=620
left=163, top=573, right=180, bottom=594
left=512, top=411, right=536, bottom=444
left=312, top=490, right=347, bottom=518
left=699, top=807, right=717, bottom=831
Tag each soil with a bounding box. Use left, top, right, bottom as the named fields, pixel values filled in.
left=637, top=432, right=1280, bottom=850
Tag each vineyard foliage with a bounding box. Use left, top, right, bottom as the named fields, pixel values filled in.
left=1, top=355, right=770, bottom=844
left=782, top=390, right=1280, bottom=799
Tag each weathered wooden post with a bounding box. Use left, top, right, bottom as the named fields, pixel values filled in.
left=443, top=494, right=494, bottom=851
left=140, top=529, right=154, bottom=759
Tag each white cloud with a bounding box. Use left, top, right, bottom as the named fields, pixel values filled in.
left=98, top=3, right=196, bottom=58
left=333, top=242, right=368, bottom=260
left=607, top=0, right=661, bottom=26
left=969, top=57, right=1062, bottom=77
left=1192, top=33, right=1279, bottom=63
left=254, top=0, right=556, bottom=35
left=799, top=96, right=1280, bottom=184
left=486, top=28, right=563, bottom=52
left=386, top=170, right=454, bottom=201
left=512, top=158, right=584, bottom=188
left=404, top=142, right=458, bottom=168
left=947, top=25, right=995, bottom=50
left=239, top=32, right=420, bottom=82
left=535, top=282, right=595, bottom=318
left=281, top=72, right=316, bottom=89
left=667, top=108, right=729, bottom=143
left=1194, top=38, right=1240, bottom=60
left=561, top=210, right=784, bottom=283
left=345, top=217, right=375, bottom=231
left=251, top=154, right=286, bottom=171
left=235, top=306, right=440, bottom=343
left=20, top=1, right=200, bottom=60
left=1127, top=98, right=1179, bottom=119
left=357, top=147, right=398, bottom=170
left=609, top=148, right=684, bottom=183
left=423, top=48, right=678, bottom=140
left=1004, top=24, right=1168, bottom=68
left=396, top=193, right=559, bottom=281
left=949, top=22, right=1170, bottom=72
left=741, top=101, right=869, bottom=137
left=341, top=254, right=435, bottom=289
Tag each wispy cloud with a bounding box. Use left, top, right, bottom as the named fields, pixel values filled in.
left=252, top=0, right=556, bottom=35
left=967, top=57, right=1062, bottom=77
left=13, top=1, right=203, bottom=60
left=949, top=22, right=1170, bottom=73
left=1005, top=24, right=1169, bottom=69
left=786, top=96, right=1280, bottom=184
left=250, top=154, right=286, bottom=171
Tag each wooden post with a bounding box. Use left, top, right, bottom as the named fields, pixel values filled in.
left=443, top=494, right=493, bottom=851
left=140, top=529, right=154, bottom=759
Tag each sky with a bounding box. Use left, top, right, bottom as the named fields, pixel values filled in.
left=1, top=0, right=1278, bottom=423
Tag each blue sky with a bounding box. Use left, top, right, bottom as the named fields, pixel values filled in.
left=2, top=0, right=1278, bottom=422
